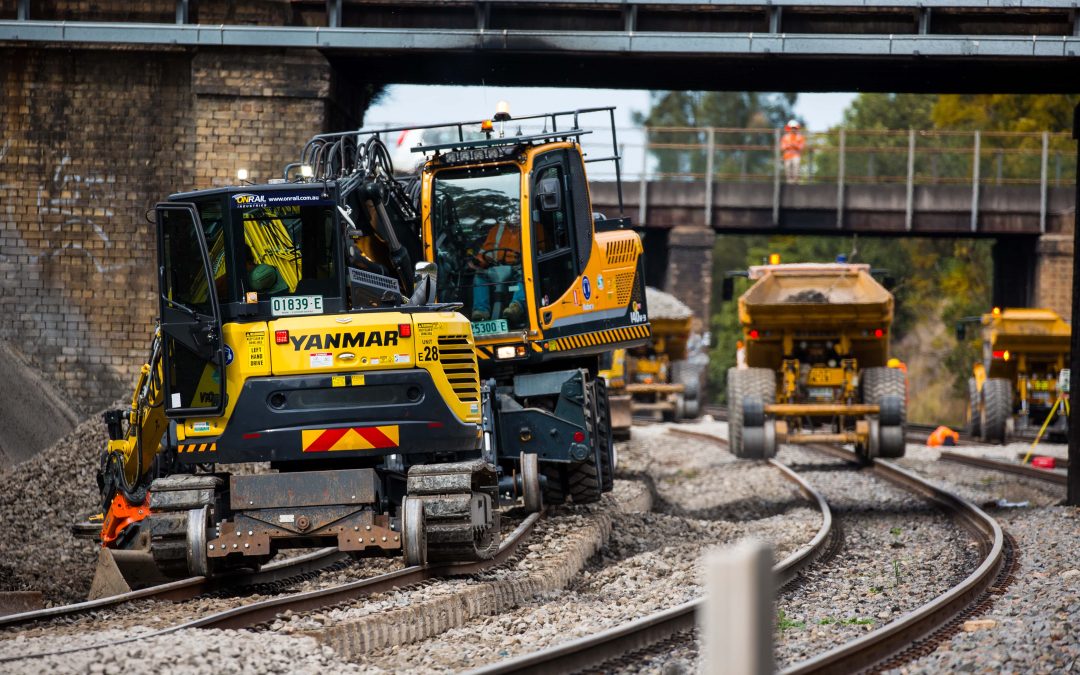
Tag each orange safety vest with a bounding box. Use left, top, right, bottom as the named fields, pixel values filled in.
left=475, top=222, right=522, bottom=267
left=781, top=132, right=805, bottom=161
left=926, top=426, right=959, bottom=447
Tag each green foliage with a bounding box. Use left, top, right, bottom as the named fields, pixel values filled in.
left=635, top=92, right=797, bottom=178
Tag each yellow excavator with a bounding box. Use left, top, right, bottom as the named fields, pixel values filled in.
left=82, top=139, right=535, bottom=595
left=300, top=105, right=650, bottom=504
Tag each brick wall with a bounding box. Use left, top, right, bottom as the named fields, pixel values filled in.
left=662, top=225, right=714, bottom=329
left=0, top=46, right=361, bottom=414
left=1035, top=234, right=1075, bottom=320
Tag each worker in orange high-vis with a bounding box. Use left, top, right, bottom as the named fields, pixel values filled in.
left=781, top=120, right=806, bottom=184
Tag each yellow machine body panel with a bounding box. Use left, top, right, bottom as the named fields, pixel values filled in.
left=419, top=140, right=650, bottom=365
left=982, top=307, right=1070, bottom=381
left=176, top=311, right=480, bottom=443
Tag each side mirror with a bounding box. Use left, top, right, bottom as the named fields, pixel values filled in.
left=537, top=177, right=561, bottom=211
left=955, top=322, right=966, bottom=342
left=721, top=277, right=735, bottom=302
left=410, top=261, right=438, bottom=305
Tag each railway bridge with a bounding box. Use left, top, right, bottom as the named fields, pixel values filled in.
left=2, top=0, right=1080, bottom=415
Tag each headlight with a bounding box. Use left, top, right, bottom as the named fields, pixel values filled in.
left=496, top=346, right=516, bottom=359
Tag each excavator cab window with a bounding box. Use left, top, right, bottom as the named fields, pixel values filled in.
left=430, top=164, right=527, bottom=331
left=234, top=204, right=339, bottom=301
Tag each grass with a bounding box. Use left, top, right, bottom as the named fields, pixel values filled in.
left=777, top=610, right=805, bottom=632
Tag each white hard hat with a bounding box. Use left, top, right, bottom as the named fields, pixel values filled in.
left=787, top=119, right=800, bottom=129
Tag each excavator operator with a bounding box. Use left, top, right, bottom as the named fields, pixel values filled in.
left=469, top=209, right=526, bottom=327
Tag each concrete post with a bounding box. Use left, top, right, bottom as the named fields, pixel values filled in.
left=971, top=130, right=981, bottom=233
left=1069, top=103, right=1080, bottom=506
left=1041, top=131, right=1050, bottom=234
left=639, top=128, right=650, bottom=226
left=905, top=129, right=916, bottom=231
left=700, top=540, right=775, bottom=675
left=772, top=128, right=781, bottom=225
left=705, top=127, right=716, bottom=228
left=836, top=129, right=846, bottom=229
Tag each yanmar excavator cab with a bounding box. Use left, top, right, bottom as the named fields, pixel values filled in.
left=84, top=142, right=532, bottom=594
left=302, top=106, right=651, bottom=506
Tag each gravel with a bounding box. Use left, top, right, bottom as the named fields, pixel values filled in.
left=0, top=407, right=111, bottom=604
left=0, top=340, right=78, bottom=468
left=883, top=452, right=1078, bottom=674
left=645, top=287, right=693, bottom=320
left=772, top=444, right=982, bottom=668
left=346, top=425, right=821, bottom=673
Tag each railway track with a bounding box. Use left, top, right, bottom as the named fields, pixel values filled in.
left=938, top=450, right=1067, bottom=486
left=470, top=432, right=1006, bottom=675
left=1, top=512, right=542, bottom=664
left=466, top=431, right=835, bottom=675
left=0, top=546, right=347, bottom=628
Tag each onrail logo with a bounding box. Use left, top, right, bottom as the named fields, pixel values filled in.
left=288, top=331, right=400, bottom=351
left=233, top=193, right=267, bottom=206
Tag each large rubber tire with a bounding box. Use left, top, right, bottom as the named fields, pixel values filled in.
left=862, top=367, right=907, bottom=425
left=980, top=378, right=1012, bottom=444
left=966, top=377, right=981, bottom=437
left=733, top=368, right=776, bottom=459
left=726, top=368, right=744, bottom=452
left=592, top=379, right=615, bottom=493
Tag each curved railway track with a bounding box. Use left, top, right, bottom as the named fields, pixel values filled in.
left=0, top=512, right=542, bottom=664
left=938, top=450, right=1066, bottom=486
left=466, top=431, right=835, bottom=675
left=470, top=431, right=1006, bottom=675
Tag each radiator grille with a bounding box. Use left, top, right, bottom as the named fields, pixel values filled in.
left=605, top=239, right=637, bottom=265
left=437, top=335, right=479, bottom=403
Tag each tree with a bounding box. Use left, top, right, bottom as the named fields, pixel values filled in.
left=634, top=92, right=798, bottom=179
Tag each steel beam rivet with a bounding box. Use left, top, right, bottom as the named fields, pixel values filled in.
left=351, top=495, right=356, bottom=500
left=244, top=543, right=249, bottom=549
left=365, top=525, right=371, bottom=530
left=232, top=544, right=238, bottom=549
left=394, top=536, right=399, bottom=542
left=381, top=536, right=387, bottom=542
left=249, top=501, right=254, bottom=506
left=236, top=531, right=241, bottom=536
left=248, top=530, right=253, bottom=536
left=370, top=537, right=375, bottom=542
left=354, top=526, right=359, bottom=531
left=209, top=545, right=214, bottom=550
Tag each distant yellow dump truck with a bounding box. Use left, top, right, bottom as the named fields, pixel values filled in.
left=959, top=307, right=1070, bottom=444
left=600, top=288, right=707, bottom=437
left=722, top=262, right=907, bottom=459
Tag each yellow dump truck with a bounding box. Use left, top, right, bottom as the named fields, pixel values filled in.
left=599, top=348, right=633, bottom=440
left=960, top=307, right=1070, bottom=444
left=722, top=262, right=907, bottom=459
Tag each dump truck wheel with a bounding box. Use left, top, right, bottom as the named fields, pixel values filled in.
left=966, top=377, right=981, bottom=437
left=726, top=368, right=744, bottom=453
left=980, top=378, right=1011, bottom=444
left=684, top=396, right=700, bottom=419
left=734, top=369, right=776, bottom=459
left=877, top=423, right=906, bottom=458
left=542, top=464, right=568, bottom=505
left=862, top=367, right=907, bottom=425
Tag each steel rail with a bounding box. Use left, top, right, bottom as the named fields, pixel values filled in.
left=471, top=434, right=1003, bottom=674
left=466, top=430, right=833, bottom=675
left=939, top=450, right=1067, bottom=486
left=0, top=512, right=541, bottom=663
left=780, top=443, right=1004, bottom=674
left=0, top=546, right=346, bottom=628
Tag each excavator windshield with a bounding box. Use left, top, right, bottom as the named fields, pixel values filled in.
left=430, top=164, right=527, bottom=333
